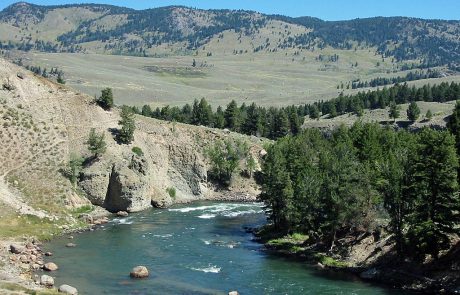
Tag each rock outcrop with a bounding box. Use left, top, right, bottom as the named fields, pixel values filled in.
left=130, top=266, right=149, bottom=278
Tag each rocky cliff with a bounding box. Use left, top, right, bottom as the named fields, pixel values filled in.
left=0, top=56, right=264, bottom=224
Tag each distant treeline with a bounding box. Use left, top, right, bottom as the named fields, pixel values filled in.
left=351, top=69, right=442, bottom=89
left=311, top=82, right=460, bottom=118
left=131, top=82, right=460, bottom=139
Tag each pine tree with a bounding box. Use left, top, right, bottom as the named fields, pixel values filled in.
left=214, top=106, right=225, bottom=129
left=242, top=102, right=261, bottom=135
left=97, top=88, right=114, bottom=110
left=141, top=105, right=152, bottom=117
left=86, top=128, right=107, bottom=158
left=118, top=106, right=136, bottom=144
left=389, top=102, right=400, bottom=122
left=425, top=109, right=433, bottom=121
left=407, top=101, right=420, bottom=122
left=447, top=101, right=460, bottom=157
left=224, top=100, right=241, bottom=131
left=404, top=129, right=459, bottom=258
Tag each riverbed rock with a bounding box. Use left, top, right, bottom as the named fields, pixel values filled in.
left=116, top=211, right=129, bottom=217
left=43, top=262, right=59, bottom=271
left=58, top=284, right=78, bottom=294
left=130, top=266, right=149, bottom=278
left=10, top=244, right=25, bottom=254
left=45, top=252, right=53, bottom=256
left=40, top=274, right=54, bottom=287
left=66, top=243, right=76, bottom=248
left=228, top=291, right=240, bottom=295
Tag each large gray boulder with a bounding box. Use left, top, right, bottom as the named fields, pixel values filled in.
left=43, top=262, right=58, bottom=271
left=40, top=274, right=54, bottom=287
left=10, top=244, right=24, bottom=254
left=58, top=284, right=78, bottom=294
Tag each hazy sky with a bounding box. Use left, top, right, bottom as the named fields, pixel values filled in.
left=1, top=0, right=459, bottom=20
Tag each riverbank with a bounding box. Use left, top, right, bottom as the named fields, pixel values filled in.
left=0, top=206, right=113, bottom=294
left=254, top=225, right=460, bottom=294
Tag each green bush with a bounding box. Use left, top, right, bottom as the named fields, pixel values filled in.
left=132, top=146, right=144, bottom=156
left=166, top=187, right=176, bottom=199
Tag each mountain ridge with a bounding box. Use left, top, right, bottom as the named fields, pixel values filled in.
left=1, top=2, right=459, bottom=67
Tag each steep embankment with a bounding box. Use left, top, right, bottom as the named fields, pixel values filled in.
left=0, top=57, right=264, bottom=291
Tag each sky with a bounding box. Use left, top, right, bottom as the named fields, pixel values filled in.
left=0, top=0, right=459, bottom=21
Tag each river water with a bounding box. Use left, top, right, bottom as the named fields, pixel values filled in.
left=43, top=202, right=407, bottom=294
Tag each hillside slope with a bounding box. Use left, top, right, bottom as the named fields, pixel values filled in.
left=0, top=56, right=263, bottom=237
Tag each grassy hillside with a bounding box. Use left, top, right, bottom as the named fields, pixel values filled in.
left=7, top=50, right=460, bottom=108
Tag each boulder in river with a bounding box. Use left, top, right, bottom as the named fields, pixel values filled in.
left=40, top=274, right=54, bottom=287
left=58, top=284, right=78, bottom=294
left=66, top=243, right=77, bottom=248
left=229, top=292, right=240, bottom=295
left=130, top=266, right=149, bottom=278
left=43, top=262, right=59, bottom=271
left=10, top=244, right=24, bottom=254
left=117, top=211, right=129, bottom=217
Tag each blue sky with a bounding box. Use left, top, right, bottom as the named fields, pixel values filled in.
left=1, top=0, right=459, bottom=20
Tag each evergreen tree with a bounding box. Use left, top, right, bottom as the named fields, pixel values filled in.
left=242, top=102, right=261, bottom=135
left=447, top=101, right=460, bottom=157
left=118, top=106, right=136, bottom=144
left=407, top=101, right=421, bottom=122
left=57, top=72, right=65, bottom=84
left=404, top=129, right=459, bottom=258
left=214, top=106, right=225, bottom=129
left=425, top=109, right=433, bottom=121
left=86, top=128, right=107, bottom=158
left=141, top=104, right=152, bottom=117
left=389, top=102, right=400, bottom=122
left=224, top=100, right=241, bottom=131
left=97, top=88, right=114, bottom=110
left=309, top=105, right=320, bottom=119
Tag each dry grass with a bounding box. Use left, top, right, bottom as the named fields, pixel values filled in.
left=15, top=50, right=460, bottom=109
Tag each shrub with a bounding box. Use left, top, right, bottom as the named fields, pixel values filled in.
left=166, top=187, right=176, bottom=199
left=132, top=146, right=144, bottom=156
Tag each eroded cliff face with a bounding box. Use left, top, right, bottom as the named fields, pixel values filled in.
left=0, top=57, right=264, bottom=218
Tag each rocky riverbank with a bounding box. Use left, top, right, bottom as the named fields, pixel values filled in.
left=255, top=226, right=460, bottom=294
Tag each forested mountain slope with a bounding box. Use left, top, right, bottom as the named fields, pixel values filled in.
left=1, top=2, right=459, bottom=67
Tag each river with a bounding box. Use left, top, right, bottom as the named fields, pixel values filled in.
left=43, top=202, right=408, bottom=294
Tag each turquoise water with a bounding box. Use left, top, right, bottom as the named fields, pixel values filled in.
left=44, top=202, right=407, bottom=294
